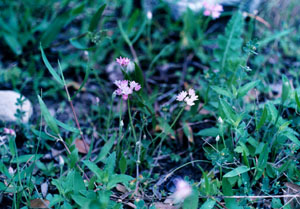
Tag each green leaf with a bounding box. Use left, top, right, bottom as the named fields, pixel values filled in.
left=83, top=160, right=103, bottom=180
left=281, top=75, right=290, bottom=104
left=195, top=127, right=219, bottom=137
left=200, top=199, right=216, bottom=209
left=38, top=95, right=60, bottom=135
left=55, top=119, right=79, bottom=134
left=118, top=20, right=131, bottom=46
left=214, top=12, right=244, bottom=71
left=237, top=80, right=260, bottom=98
left=219, top=99, right=237, bottom=123
left=107, top=174, right=133, bottom=189
left=133, top=63, right=144, bottom=88
left=11, top=154, right=43, bottom=163
left=71, top=63, right=91, bottom=100
left=69, top=148, right=78, bottom=169
left=258, top=28, right=294, bottom=47
left=222, top=178, right=242, bottom=208
left=183, top=188, right=198, bottom=209
left=295, top=92, right=300, bottom=110
left=281, top=132, right=300, bottom=147
left=224, top=166, right=250, bottom=178
left=88, top=4, right=106, bottom=32
left=256, top=105, right=268, bottom=131
left=3, top=33, right=22, bottom=55
left=40, top=45, right=63, bottom=86
left=96, top=134, right=116, bottom=162
left=255, top=143, right=269, bottom=180
left=131, top=18, right=147, bottom=44
left=73, top=171, right=86, bottom=191
left=210, top=85, right=233, bottom=98
left=119, top=155, right=127, bottom=174
left=41, top=4, right=85, bottom=47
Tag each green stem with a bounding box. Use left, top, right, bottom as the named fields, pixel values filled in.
left=152, top=106, right=185, bottom=155
left=128, top=99, right=138, bottom=143
left=117, top=99, right=123, bottom=159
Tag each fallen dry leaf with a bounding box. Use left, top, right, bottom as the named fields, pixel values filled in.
left=284, top=182, right=300, bottom=208
left=74, top=139, right=90, bottom=154
left=30, top=199, right=50, bottom=208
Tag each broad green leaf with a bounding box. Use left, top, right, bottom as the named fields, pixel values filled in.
left=38, top=95, right=60, bottom=135
left=200, top=199, right=216, bottom=209
left=210, top=85, right=233, bottom=98
left=73, top=171, right=86, bottom=191
left=107, top=174, right=133, bottom=189
left=96, top=134, right=116, bottom=162
left=83, top=160, right=103, bottom=180
left=40, top=45, right=63, bottom=86
left=103, top=152, right=116, bottom=175
left=224, top=166, right=250, bottom=178
left=256, top=105, right=268, bottom=131
left=183, top=188, right=199, bottom=209
left=195, top=127, right=219, bottom=137
left=266, top=102, right=278, bottom=123
left=88, top=4, right=106, bottom=32
left=237, top=80, right=260, bottom=98
left=222, top=178, right=242, bottom=208
left=219, top=99, right=237, bottom=123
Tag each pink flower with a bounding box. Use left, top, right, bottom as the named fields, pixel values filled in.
left=173, top=179, right=192, bottom=201
left=176, top=88, right=198, bottom=106
left=116, top=57, right=130, bottom=67
left=3, top=128, right=16, bottom=136
left=203, top=2, right=223, bottom=19
left=114, top=80, right=141, bottom=100
left=130, top=81, right=141, bottom=91
left=176, top=91, right=188, bottom=101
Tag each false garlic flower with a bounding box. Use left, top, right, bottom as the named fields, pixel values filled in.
left=116, top=56, right=130, bottom=67
left=3, top=128, right=16, bottom=136
left=203, top=2, right=223, bottom=19
left=114, top=80, right=141, bottom=100
left=173, top=179, right=192, bottom=202
left=176, top=88, right=198, bottom=106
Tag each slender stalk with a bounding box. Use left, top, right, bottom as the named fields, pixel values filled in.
left=117, top=99, right=123, bottom=160
left=64, top=85, right=89, bottom=153
left=152, top=106, right=185, bottom=155
left=127, top=99, right=138, bottom=142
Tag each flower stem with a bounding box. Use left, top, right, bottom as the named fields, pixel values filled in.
left=152, top=106, right=185, bottom=155
left=128, top=99, right=138, bottom=143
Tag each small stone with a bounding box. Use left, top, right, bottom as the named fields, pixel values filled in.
left=0, top=90, right=32, bottom=123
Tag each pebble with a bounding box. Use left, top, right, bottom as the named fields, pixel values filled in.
left=0, top=90, right=32, bottom=123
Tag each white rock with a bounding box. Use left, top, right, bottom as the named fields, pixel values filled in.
left=0, top=90, right=32, bottom=123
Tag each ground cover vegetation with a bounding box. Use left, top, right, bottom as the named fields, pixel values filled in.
left=0, top=0, right=299, bottom=208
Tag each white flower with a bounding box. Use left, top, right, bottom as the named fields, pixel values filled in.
left=176, top=91, right=188, bottom=101
left=173, top=179, right=192, bottom=202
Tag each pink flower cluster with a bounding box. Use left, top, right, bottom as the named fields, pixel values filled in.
left=176, top=89, right=198, bottom=106
left=203, top=2, right=223, bottom=19
left=114, top=80, right=141, bottom=100
left=116, top=57, right=130, bottom=67
left=3, top=128, right=16, bottom=136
